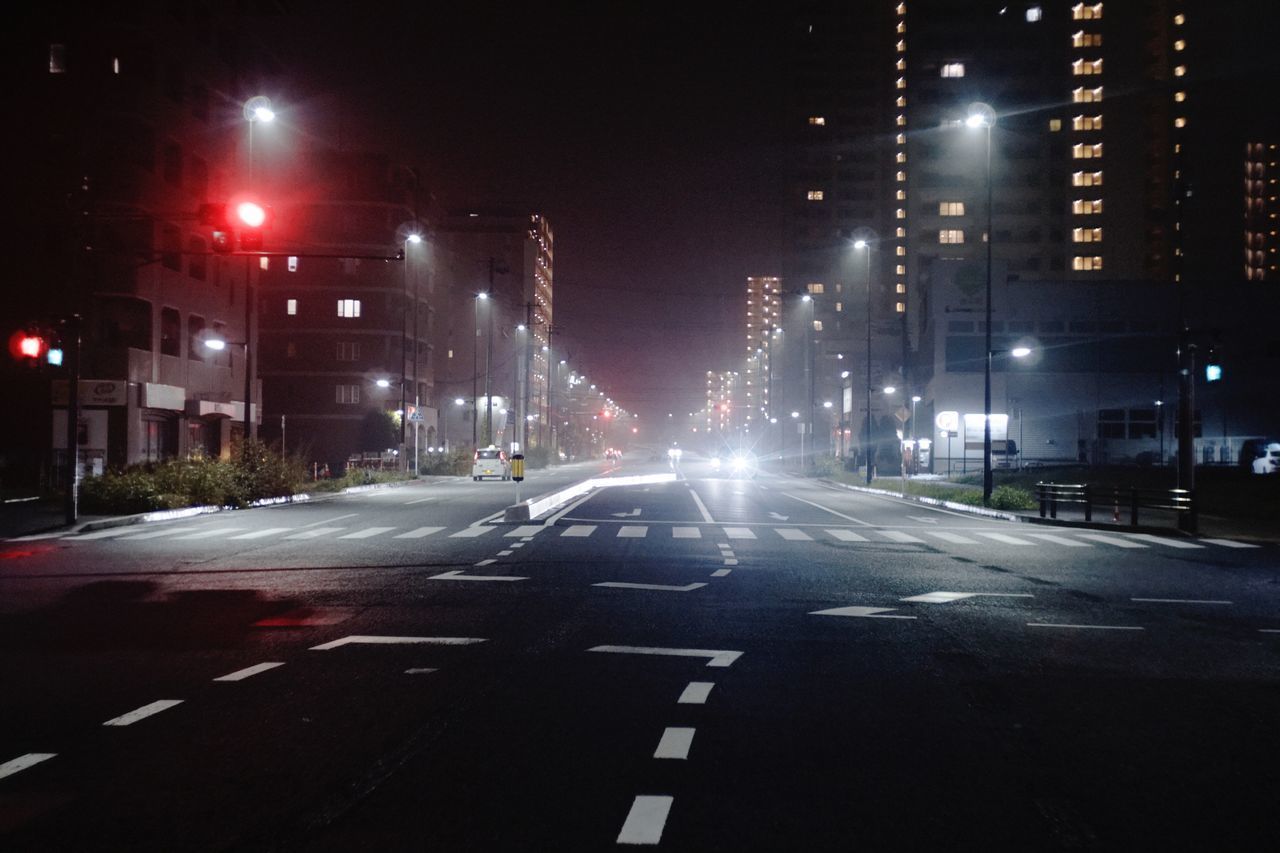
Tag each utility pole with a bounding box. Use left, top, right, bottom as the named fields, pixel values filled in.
left=547, top=325, right=556, bottom=463
left=523, top=302, right=533, bottom=452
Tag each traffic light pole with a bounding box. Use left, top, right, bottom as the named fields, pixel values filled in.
left=63, top=314, right=81, bottom=526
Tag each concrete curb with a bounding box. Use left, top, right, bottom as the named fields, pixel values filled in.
left=817, top=478, right=1022, bottom=522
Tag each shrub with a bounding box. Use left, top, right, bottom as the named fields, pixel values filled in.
left=419, top=448, right=471, bottom=476
left=989, top=485, right=1036, bottom=511
left=807, top=454, right=840, bottom=477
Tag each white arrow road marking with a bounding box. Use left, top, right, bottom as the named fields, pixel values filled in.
left=654, top=727, right=695, bottom=760
left=810, top=606, right=916, bottom=619
left=769, top=512, right=790, bottom=521
left=907, top=515, right=939, bottom=524
left=103, top=700, right=184, bottom=727
left=0, top=753, right=56, bottom=781
left=617, top=795, right=674, bottom=845
left=588, top=645, right=743, bottom=667
left=612, top=508, right=642, bottom=518
left=310, top=635, right=487, bottom=651
left=900, top=591, right=1035, bottom=604
left=213, top=662, right=284, bottom=682
left=594, top=582, right=708, bottom=592
left=678, top=682, right=715, bottom=704
left=430, top=570, right=526, bottom=582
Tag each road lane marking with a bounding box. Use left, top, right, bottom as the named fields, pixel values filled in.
left=711, top=569, right=732, bottom=577
left=974, top=532, right=1033, bottom=545
left=497, top=550, right=513, bottom=556
left=594, top=582, right=708, bottom=592
left=1027, top=623, right=1144, bottom=631
left=339, top=527, right=396, bottom=539
left=103, top=700, right=184, bottom=727
left=450, top=527, right=495, bottom=538
left=825, top=529, right=869, bottom=542
left=510, top=542, right=526, bottom=548
left=926, top=531, right=980, bottom=545
left=723, top=558, right=739, bottom=566
left=394, top=526, right=445, bottom=539
left=810, top=606, right=916, bottom=619
left=506, top=525, right=544, bottom=537
left=1131, top=598, right=1232, bottom=605
left=117, top=526, right=201, bottom=540
left=1127, top=534, right=1205, bottom=549
left=285, top=527, right=345, bottom=540
left=780, top=492, right=873, bottom=525
left=678, top=682, right=715, bottom=704
left=900, top=591, right=1034, bottom=604
left=879, top=530, right=925, bottom=543
left=1076, top=533, right=1148, bottom=548
left=588, top=645, right=743, bottom=667
left=776, top=528, right=813, bottom=541
left=474, top=559, right=496, bottom=566
left=654, top=727, right=695, bottom=760
left=723, top=527, right=756, bottom=539
left=71, top=528, right=146, bottom=540
left=618, top=526, right=648, bottom=538
left=1259, top=629, right=1280, bottom=634
left=172, top=527, right=247, bottom=540
left=229, top=528, right=293, bottom=540
left=0, top=753, right=56, bottom=780
left=311, top=635, right=486, bottom=651
left=673, top=527, right=702, bottom=538
left=214, top=662, right=285, bottom=682
left=562, top=525, right=596, bottom=537
left=299, top=513, right=359, bottom=528
left=404, top=668, right=438, bottom=675
left=1200, top=538, right=1259, bottom=549
left=1024, top=532, right=1093, bottom=547
left=431, top=569, right=525, bottom=581
left=617, top=795, right=674, bottom=845
left=688, top=486, right=716, bottom=523
left=404, top=497, right=438, bottom=506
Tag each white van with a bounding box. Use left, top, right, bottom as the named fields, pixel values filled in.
left=472, top=446, right=511, bottom=481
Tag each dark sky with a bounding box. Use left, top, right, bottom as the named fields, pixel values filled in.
left=283, top=3, right=788, bottom=420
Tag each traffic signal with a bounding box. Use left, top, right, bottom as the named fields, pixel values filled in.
left=8, top=329, right=47, bottom=365
left=1205, top=347, right=1222, bottom=382
left=199, top=201, right=272, bottom=252
left=235, top=201, right=269, bottom=251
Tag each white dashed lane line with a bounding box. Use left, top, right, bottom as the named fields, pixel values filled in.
left=102, top=699, right=184, bottom=727
left=213, top=662, right=285, bottom=682
left=677, top=682, right=715, bottom=704
left=653, top=727, right=695, bottom=760
left=617, top=795, right=674, bottom=845
left=0, top=753, right=56, bottom=781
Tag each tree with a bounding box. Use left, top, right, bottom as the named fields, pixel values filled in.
left=359, top=409, right=398, bottom=452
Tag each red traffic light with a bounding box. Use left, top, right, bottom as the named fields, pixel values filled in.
left=9, top=330, right=46, bottom=362
left=236, top=201, right=267, bottom=228
left=200, top=201, right=271, bottom=252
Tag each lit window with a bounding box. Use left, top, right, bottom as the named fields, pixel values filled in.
left=1072, top=255, right=1104, bottom=270
left=808, top=116, right=826, bottom=126
left=1174, top=65, right=1186, bottom=77
left=896, top=302, right=906, bottom=313
left=259, top=257, right=270, bottom=271
left=1174, top=91, right=1186, bottom=102
left=1174, top=13, right=1185, bottom=25
left=896, top=189, right=907, bottom=200
left=1073, top=86, right=1104, bottom=103
left=1072, top=143, right=1104, bottom=159
left=807, top=190, right=824, bottom=201
left=896, top=3, right=905, bottom=14
left=896, top=133, right=906, bottom=144
left=338, top=299, right=362, bottom=318
left=1072, top=3, right=1103, bottom=20
left=1175, top=117, right=1187, bottom=128
left=896, top=246, right=906, bottom=256
left=49, top=44, right=67, bottom=74
left=897, top=40, right=906, bottom=53
left=896, top=208, right=906, bottom=219
left=1072, top=115, right=1103, bottom=131
left=1072, top=227, right=1103, bottom=242
left=813, top=320, right=824, bottom=331
left=896, top=96, right=907, bottom=108
left=1072, top=199, right=1104, bottom=214
left=897, top=58, right=906, bottom=71
left=1174, top=39, right=1186, bottom=51
left=1049, top=118, right=1062, bottom=131
left=896, top=170, right=906, bottom=182
left=895, top=227, right=906, bottom=238
left=896, top=264, right=907, bottom=275
left=897, top=114, right=906, bottom=126
left=1073, top=31, right=1102, bottom=47
left=897, top=21, right=906, bottom=33
left=939, top=229, right=964, bottom=244
left=1072, top=170, right=1104, bottom=187
left=835, top=302, right=843, bottom=312
left=287, top=256, right=299, bottom=272
left=939, top=201, right=965, bottom=216
left=896, top=151, right=907, bottom=163
left=1072, top=58, right=1103, bottom=76
left=1026, top=7, right=1042, bottom=22
left=807, top=283, right=825, bottom=294
left=896, top=283, right=907, bottom=293
left=286, top=299, right=297, bottom=315
left=897, top=77, right=907, bottom=89
left=941, top=63, right=965, bottom=78
left=336, top=384, right=361, bottom=404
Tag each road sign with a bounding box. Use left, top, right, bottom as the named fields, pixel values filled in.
left=406, top=404, right=424, bottom=422
left=895, top=406, right=910, bottom=423
left=511, top=453, right=525, bottom=482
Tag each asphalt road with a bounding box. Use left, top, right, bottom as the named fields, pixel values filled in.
left=1, top=456, right=1277, bottom=851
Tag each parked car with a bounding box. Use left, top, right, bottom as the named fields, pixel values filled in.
left=472, top=446, right=511, bottom=481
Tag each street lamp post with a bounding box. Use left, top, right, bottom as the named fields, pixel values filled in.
left=802, top=293, right=813, bottom=469
left=852, top=233, right=875, bottom=484
left=967, top=102, right=997, bottom=504
left=473, top=292, right=487, bottom=447
left=240, top=97, right=273, bottom=453
left=910, top=395, right=921, bottom=475
left=400, top=233, right=421, bottom=472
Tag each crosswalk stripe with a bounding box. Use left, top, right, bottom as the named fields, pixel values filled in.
left=975, top=532, right=1034, bottom=546
left=562, top=525, right=596, bottom=537
left=776, top=528, right=813, bottom=541
left=506, top=525, right=544, bottom=538
left=1024, top=532, right=1092, bottom=547
left=723, top=528, right=756, bottom=540
left=1127, top=534, right=1204, bottom=549
left=618, top=526, right=648, bottom=538
left=879, top=530, right=925, bottom=543
left=1076, top=533, right=1148, bottom=549
left=1199, top=538, right=1259, bottom=549
left=339, top=527, right=396, bottom=539
left=69, top=528, right=142, bottom=541
left=285, top=527, right=345, bottom=540
left=393, top=526, right=445, bottom=539
left=450, top=527, right=495, bottom=538
left=826, top=529, right=869, bottom=542
left=672, top=527, right=702, bottom=539
left=927, top=531, right=980, bottom=545
left=173, top=527, right=246, bottom=540
left=117, top=526, right=201, bottom=540
left=228, top=528, right=293, bottom=540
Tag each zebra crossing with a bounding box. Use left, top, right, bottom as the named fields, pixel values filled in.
left=27, top=522, right=1259, bottom=551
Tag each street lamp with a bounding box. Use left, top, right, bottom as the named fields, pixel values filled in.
left=967, top=101, right=998, bottom=503
left=851, top=228, right=876, bottom=484
left=473, top=292, right=488, bottom=447
left=400, top=230, right=423, bottom=472
left=801, top=293, right=814, bottom=468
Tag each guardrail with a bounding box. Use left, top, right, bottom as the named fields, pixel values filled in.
left=1035, top=482, right=1196, bottom=533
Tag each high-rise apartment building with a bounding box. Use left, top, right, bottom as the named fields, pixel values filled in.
left=1244, top=142, right=1279, bottom=281
left=744, top=276, right=782, bottom=432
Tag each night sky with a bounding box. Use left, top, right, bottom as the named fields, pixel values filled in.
left=282, top=3, right=788, bottom=421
